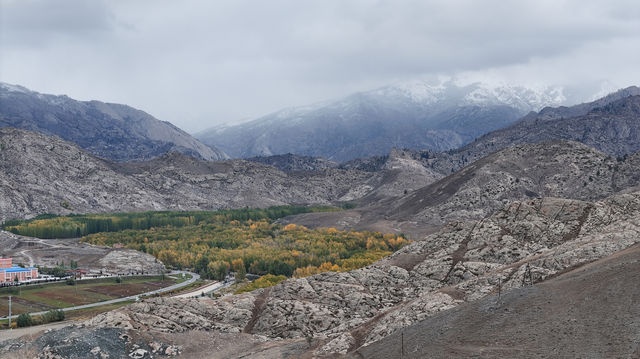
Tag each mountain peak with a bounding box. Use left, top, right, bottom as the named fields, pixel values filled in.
left=0, top=82, right=31, bottom=94
left=0, top=83, right=228, bottom=162
left=197, top=81, right=573, bottom=161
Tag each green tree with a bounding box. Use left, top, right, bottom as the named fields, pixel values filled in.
left=41, top=309, right=65, bottom=323
left=232, top=258, right=246, bottom=283
left=51, top=267, right=66, bottom=278
left=17, top=313, right=33, bottom=327
left=208, top=261, right=230, bottom=281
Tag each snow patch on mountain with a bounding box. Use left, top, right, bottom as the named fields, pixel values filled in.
left=463, top=84, right=566, bottom=112
left=0, top=82, right=31, bottom=94
left=196, top=79, right=579, bottom=161
left=372, top=81, right=447, bottom=104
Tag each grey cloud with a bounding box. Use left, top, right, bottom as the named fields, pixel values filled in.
left=1, top=0, right=639, bottom=132
left=1, top=0, right=116, bottom=47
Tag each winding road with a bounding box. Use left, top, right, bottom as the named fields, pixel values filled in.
left=172, top=278, right=234, bottom=298
left=0, top=270, right=200, bottom=321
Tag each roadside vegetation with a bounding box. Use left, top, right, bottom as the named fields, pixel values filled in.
left=15, top=309, right=64, bottom=328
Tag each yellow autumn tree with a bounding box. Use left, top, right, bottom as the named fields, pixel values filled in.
left=232, top=258, right=246, bottom=282
left=283, top=223, right=298, bottom=231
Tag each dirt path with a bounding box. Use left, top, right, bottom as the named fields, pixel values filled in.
left=0, top=321, right=73, bottom=341
left=17, top=250, right=34, bottom=268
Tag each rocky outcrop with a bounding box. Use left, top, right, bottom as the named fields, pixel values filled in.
left=246, top=153, right=339, bottom=172
left=387, top=140, right=628, bottom=227
left=98, top=250, right=165, bottom=275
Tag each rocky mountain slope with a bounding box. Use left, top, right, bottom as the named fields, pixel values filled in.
left=246, top=153, right=339, bottom=172
left=435, top=86, right=640, bottom=173
left=0, top=83, right=227, bottom=161
left=6, top=190, right=640, bottom=358
left=197, top=81, right=567, bottom=161
left=356, top=242, right=640, bottom=358
left=286, top=140, right=640, bottom=238
left=0, top=128, right=383, bottom=221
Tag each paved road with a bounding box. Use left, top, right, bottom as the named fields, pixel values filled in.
left=172, top=279, right=234, bottom=298
left=0, top=271, right=199, bottom=321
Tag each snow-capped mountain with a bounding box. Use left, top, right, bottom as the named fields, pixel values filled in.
left=196, top=81, right=570, bottom=162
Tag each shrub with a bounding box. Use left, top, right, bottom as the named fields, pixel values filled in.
left=341, top=202, right=357, bottom=209
left=66, top=278, right=76, bottom=285
left=17, top=313, right=33, bottom=327
left=41, top=309, right=65, bottom=324
left=235, top=274, right=287, bottom=294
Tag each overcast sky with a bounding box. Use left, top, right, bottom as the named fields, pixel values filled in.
left=1, top=0, right=639, bottom=133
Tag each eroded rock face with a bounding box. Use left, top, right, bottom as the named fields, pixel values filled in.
left=97, top=250, right=165, bottom=275
left=64, top=191, right=640, bottom=356
left=387, top=141, right=636, bottom=229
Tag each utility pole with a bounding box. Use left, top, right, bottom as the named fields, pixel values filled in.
left=8, top=296, right=11, bottom=329
left=401, top=330, right=405, bottom=358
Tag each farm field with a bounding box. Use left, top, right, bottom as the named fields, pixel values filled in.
left=0, top=276, right=177, bottom=317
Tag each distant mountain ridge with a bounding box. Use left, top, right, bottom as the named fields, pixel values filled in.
left=196, top=81, right=568, bottom=162
left=0, top=83, right=227, bottom=162
left=434, top=86, right=640, bottom=173
left=0, top=127, right=377, bottom=221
